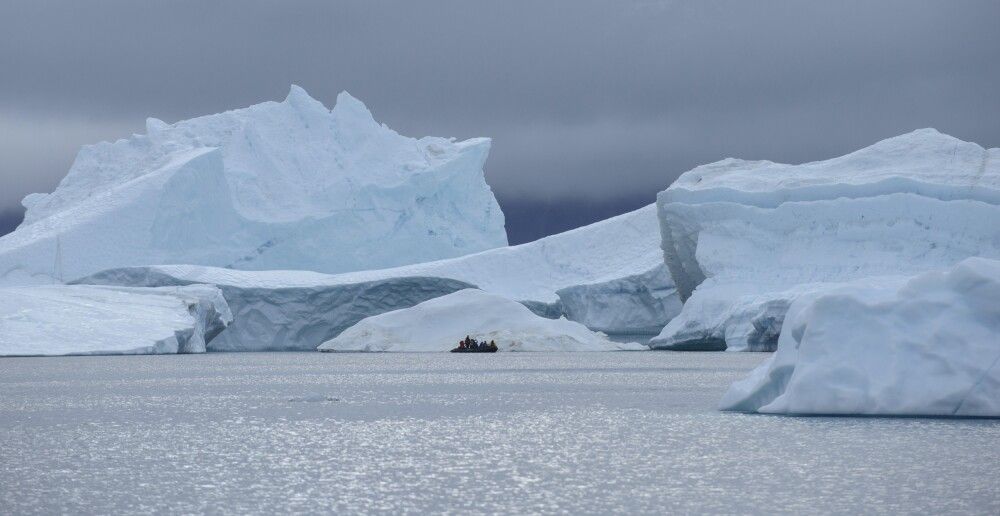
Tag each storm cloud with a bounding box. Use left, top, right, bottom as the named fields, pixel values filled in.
left=1, top=0, right=998, bottom=242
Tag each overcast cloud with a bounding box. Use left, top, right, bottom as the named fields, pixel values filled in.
left=1, top=0, right=998, bottom=242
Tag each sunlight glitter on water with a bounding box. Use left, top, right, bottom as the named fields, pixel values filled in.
left=0, top=352, right=997, bottom=514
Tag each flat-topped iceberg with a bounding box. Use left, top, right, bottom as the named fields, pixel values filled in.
left=76, top=270, right=473, bottom=352
left=720, top=258, right=1000, bottom=417
left=0, top=284, right=231, bottom=356
left=0, top=85, right=506, bottom=286
left=76, top=204, right=679, bottom=351
left=319, top=289, right=645, bottom=352
left=652, top=129, right=1000, bottom=351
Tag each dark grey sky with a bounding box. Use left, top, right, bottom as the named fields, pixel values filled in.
left=1, top=1, right=998, bottom=243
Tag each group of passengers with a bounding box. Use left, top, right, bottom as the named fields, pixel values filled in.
left=456, top=335, right=499, bottom=352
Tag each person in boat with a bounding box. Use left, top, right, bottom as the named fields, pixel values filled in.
left=458, top=340, right=465, bottom=350
left=489, top=340, right=498, bottom=352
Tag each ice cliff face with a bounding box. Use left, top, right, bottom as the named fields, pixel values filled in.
left=652, top=129, right=1000, bottom=351
left=1, top=85, right=506, bottom=285
left=555, top=264, right=678, bottom=335
left=0, top=284, right=231, bottom=356
left=720, top=258, right=1000, bottom=416
left=76, top=203, right=679, bottom=351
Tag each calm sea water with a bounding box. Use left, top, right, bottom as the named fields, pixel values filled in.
left=1, top=352, right=997, bottom=514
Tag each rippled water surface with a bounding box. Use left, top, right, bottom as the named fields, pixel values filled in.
left=1, top=352, right=997, bottom=514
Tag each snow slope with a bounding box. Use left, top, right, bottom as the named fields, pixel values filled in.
left=76, top=204, right=679, bottom=351
left=0, top=85, right=505, bottom=286
left=720, top=258, right=1000, bottom=417
left=652, top=129, right=1000, bottom=351
left=0, top=284, right=231, bottom=356
left=319, top=289, right=645, bottom=352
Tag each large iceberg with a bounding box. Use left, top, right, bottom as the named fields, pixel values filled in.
left=76, top=204, right=679, bottom=351
left=0, top=284, right=231, bottom=356
left=0, top=86, right=506, bottom=286
left=75, top=269, right=473, bottom=352
left=652, top=129, right=1000, bottom=351
left=319, top=289, right=644, bottom=352
left=720, top=258, right=1000, bottom=417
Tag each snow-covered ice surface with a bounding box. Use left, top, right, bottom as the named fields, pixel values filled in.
left=77, top=204, right=679, bottom=350
left=652, top=129, right=1000, bottom=351
left=319, top=289, right=644, bottom=352
left=0, top=85, right=505, bottom=286
left=721, top=258, right=1000, bottom=417
left=1, top=352, right=997, bottom=514
left=0, top=284, right=231, bottom=356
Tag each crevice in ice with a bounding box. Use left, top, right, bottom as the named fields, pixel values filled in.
left=952, top=350, right=1000, bottom=416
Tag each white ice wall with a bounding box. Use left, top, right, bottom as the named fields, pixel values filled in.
left=652, top=129, right=1000, bottom=351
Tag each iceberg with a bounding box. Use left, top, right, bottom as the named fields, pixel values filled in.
left=652, top=129, right=1000, bottom=351
left=76, top=204, right=679, bottom=351
left=0, top=284, right=231, bottom=356
left=75, top=268, right=473, bottom=352
left=319, top=289, right=645, bottom=352
left=720, top=258, right=1000, bottom=417
left=0, top=85, right=506, bottom=286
